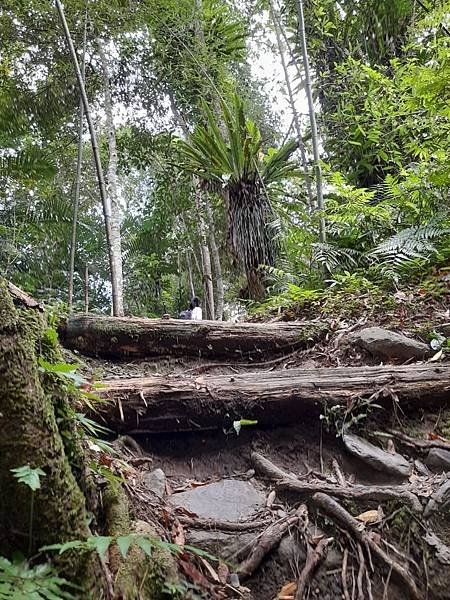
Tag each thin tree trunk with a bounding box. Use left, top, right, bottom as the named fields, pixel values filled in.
left=186, top=251, right=196, bottom=298
left=268, top=0, right=314, bottom=211
left=98, top=41, right=124, bottom=316
left=195, top=190, right=215, bottom=320
left=169, top=91, right=215, bottom=318
left=68, top=11, right=87, bottom=312
left=55, top=0, right=121, bottom=316
left=84, top=265, right=89, bottom=314
left=205, top=198, right=224, bottom=320
left=295, top=0, right=326, bottom=242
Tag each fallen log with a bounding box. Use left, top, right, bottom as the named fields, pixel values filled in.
left=59, top=314, right=327, bottom=359
left=97, top=364, right=450, bottom=434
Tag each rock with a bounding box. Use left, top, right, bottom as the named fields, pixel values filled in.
left=186, top=529, right=254, bottom=561
left=424, top=479, right=450, bottom=518
left=343, top=434, right=411, bottom=478
left=425, top=449, right=450, bottom=471
left=142, top=468, right=166, bottom=498
left=351, top=327, right=431, bottom=361
left=170, top=479, right=266, bottom=522
left=278, top=534, right=306, bottom=565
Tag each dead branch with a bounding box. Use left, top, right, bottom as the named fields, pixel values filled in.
left=388, top=430, right=450, bottom=452
left=237, top=516, right=299, bottom=579
left=312, top=492, right=420, bottom=599
left=277, top=480, right=422, bottom=513
left=294, top=536, right=332, bottom=599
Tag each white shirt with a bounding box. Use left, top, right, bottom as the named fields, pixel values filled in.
left=191, top=306, right=202, bottom=320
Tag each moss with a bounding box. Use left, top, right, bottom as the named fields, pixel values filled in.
left=0, top=279, right=99, bottom=593
left=103, top=484, right=179, bottom=599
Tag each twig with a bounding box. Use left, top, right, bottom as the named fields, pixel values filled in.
left=332, top=457, right=347, bottom=486
left=182, top=348, right=303, bottom=374
left=341, top=548, right=351, bottom=600
left=312, top=493, right=420, bottom=599
left=356, top=544, right=365, bottom=600
left=387, top=430, right=450, bottom=452
left=294, top=536, right=332, bottom=599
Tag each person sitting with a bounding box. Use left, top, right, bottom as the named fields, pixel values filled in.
left=179, top=302, right=193, bottom=319
left=190, top=297, right=202, bottom=320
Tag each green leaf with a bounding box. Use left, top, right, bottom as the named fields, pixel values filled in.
left=10, top=465, right=45, bottom=491
left=116, top=536, right=134, bottom=559
left=37, top=358, right=77, bottom=373
left=136, top=537, right=153, bottom=556
left=41, top=540, right=85, bottom=555
left=87, top=536, right=113, bottom=560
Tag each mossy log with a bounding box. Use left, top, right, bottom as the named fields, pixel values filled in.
left=59, top=314, right=327, bottom=359
left=97, top=364, right=450, bottom=433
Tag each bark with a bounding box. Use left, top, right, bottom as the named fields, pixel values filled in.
left=295, top=537, right=331, bottom=599
left=93, top=363, right=450, bottom=433
left=68, top=11, right=87, bottom=312
left=268, top=0, right=314, bottom=210
left=205, top=197, right=224, bottom=320
left=295, top=0, right=326, bottom=242
left=55, top=0, right=121, bottom=316
left=195, top=189, right=215, bottom=320
left=0, top=279, right=97, bottom=589
left=98, top=41, right=124, bottom=316
left=84, top=265, right=89, bottom=314
left=60, top=314, right=326, bottom=359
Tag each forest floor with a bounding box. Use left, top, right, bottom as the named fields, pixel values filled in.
left=72, top=283, right=450, bottom=600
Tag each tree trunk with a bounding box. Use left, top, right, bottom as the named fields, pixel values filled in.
left=205, top=197, right=224, bottom=320
left=295, top=0, right=326, bottom=242
left=84, top=265, right=89, bottom=313
left=195, top=189, right=215, bottom=319
left=0, top=279, right=97, bottom=589
left=268, top=0, right=314, bottom=211
left=55, top=0, right=121, bottom=316
left=98, top=41, right=124, bottom=316
left=96, top=364, right=450, bottom=433
left=186, top=250, right=196, bottom=298
left=68, top=10, right=87, bottom=312
left=59, top=314, right=327, bottom=359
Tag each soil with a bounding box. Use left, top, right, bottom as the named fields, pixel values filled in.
left=76, top=295, right=450, bottom=599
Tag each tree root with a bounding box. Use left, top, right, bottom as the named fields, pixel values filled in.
left=277, top=480, right=422, bottom=513
left=178, top=515, right=271, bottom=532
left=294, top=536, right=332, bottom=599
left=312, top=492, right=420, bottom=599
left=237, top=516, right=299, bottom=579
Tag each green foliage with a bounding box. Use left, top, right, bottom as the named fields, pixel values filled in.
left=11, top=465, right=46, bottom=492
left=0, top=557, right=77, bottom=600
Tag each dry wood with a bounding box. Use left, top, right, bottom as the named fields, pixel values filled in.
left=277, top=480, right=422, bottom=513
left=237, top=516, right=299, bottom=579
left=312, top=493, right=420, bottom=599
left=60, top=314, right=327, bottom=359
left=295, top=536, right=331, bottom=599
left=95, top=364, right=450, bottom=433
left=252, top=451, right=297, bottom=481
left=7, top=282, right=42, bottom=310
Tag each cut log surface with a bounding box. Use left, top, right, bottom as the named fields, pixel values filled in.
left=97, top=364, right=450, bottom=433
left=59, top=314, right=327, bottom=359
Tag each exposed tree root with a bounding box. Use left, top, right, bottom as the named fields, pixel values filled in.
left=277, top=480, right=422, bottom=513
left=237, top=516, right=299, bottom=579
left=312, top=492, right=420, bottom=599
left=294, top=535, right=331, bottom=599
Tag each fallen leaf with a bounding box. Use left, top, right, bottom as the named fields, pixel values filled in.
left=175, top=505, right=198, bottom=518
left=217, top=560, right=229, bottom=584
left=429, top=349, right=443, bottom=362
left=199, top=556, right=220, bottom=583
left=387, top=439, right=396, bottom=454
left=179, top=557, right=212, bottom=591
left=277, top=581, right=297, bottom=599
left=266, top=490, right=276, bottom=508
left=356, top=509, right=380, bottom=524
left=172, top=518, right=185, bottom=547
